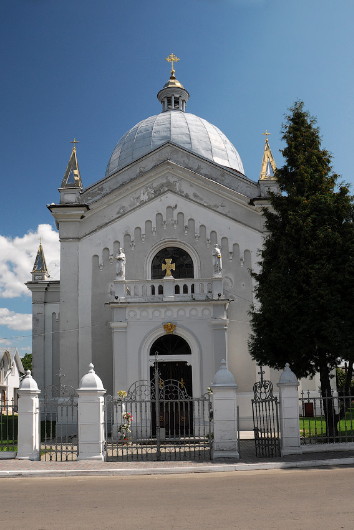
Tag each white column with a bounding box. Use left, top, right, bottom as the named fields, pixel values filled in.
left=209, top=316, right=228, bottom=371
left=16, top=371, right=41, bottom=461
left=77, top=363, right=106, bottom=461
left=211, top=359, right=239, bottom=460
left=277, top=363, right=302, bottom=456
left=110, top=321, right=128, bottom=394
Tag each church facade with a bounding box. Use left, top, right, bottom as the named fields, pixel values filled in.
left=27, top=58, right=283, bottom=428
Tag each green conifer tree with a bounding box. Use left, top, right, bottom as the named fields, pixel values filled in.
left=249, top=102, right=354, bottom=437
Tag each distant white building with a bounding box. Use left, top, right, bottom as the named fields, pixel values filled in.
left=0, top=349, right=24, bottom=406
left=28, top=58, right=320, bottom=429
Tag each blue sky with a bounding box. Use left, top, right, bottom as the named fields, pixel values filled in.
left=1, top=0, right=354, bottom=353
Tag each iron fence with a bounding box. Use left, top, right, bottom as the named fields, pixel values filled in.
left=0, top=398, right=18, bottom=452
left=299, top=391, right=354, bottom=444
left=252, top=378, right=280, bottom=457
left=40, top=385, right=78, bottom=461
left=105, top=379, right=212, bottom=461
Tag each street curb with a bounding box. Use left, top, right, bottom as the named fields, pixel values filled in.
left=1, top=457, right=354, bottom=478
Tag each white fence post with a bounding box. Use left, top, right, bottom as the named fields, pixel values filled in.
left=77, top=363, right=106, bottom=461
left=16, top=370, right=41, bottom=460
left=211, top=359, right=239, bottom=460
left=277, top=363, right=302, bottom=455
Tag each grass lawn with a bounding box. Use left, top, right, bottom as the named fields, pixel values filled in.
left=300, top=415, right=354, bottom=440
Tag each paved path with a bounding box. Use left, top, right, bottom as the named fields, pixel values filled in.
left=1, top=447, right=354, bottom=478
left=1, top=467, right=354, bottom=529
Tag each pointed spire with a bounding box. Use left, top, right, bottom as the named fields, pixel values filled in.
left=61, top=139, right=82, bottom=189
left=31, top=242, right=50, bottom=281
left=260, top=131, right=277, bottom=180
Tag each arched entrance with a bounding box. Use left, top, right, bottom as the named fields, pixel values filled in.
left=149, top=334, right=193, bottom=435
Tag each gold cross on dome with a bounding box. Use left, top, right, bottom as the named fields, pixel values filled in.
left=162, top=258, right=175, bottom=278
left=165, top=53, right=180, bottom=75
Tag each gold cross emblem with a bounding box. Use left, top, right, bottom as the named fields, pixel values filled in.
left=162, top=258, right=175, bottom=278
left=165, top=53, right=180, bottom=75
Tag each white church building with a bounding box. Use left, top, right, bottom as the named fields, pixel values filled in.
left=27, top=56, right=302, bottom=429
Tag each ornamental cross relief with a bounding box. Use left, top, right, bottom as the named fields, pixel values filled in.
left=162, top=258, right=175, bottom=278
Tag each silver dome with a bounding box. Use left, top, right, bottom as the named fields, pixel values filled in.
left=105, top=111, right=244, bottom=177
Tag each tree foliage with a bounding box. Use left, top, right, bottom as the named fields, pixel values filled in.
left=249, top=102, right=354, bottom=394
left=21, top=353, right=32, bottom=372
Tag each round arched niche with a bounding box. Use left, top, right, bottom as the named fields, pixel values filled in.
left=151, top=247, right=194, bottom=279
left=145, top=240, right=200, bottom=280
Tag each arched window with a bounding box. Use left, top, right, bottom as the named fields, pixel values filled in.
left=151, top=247, right=194, bottom=279
left=150, top=334, right=191, bottom=356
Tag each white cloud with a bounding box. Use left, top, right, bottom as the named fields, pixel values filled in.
left=0, top=308, right=32, bottom=331
left=0, top=224, right=59, bottom=298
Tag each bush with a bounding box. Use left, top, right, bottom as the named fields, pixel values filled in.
left=0, top=414, right=18, bottom=442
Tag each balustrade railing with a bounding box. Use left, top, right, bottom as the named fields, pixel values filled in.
left=112, top=277, right=224, bottom=302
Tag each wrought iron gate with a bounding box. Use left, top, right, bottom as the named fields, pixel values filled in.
left=40, top=384, right=78, bottom=461
left=252, top=370, right=280, bottom=457
left=105, top=371, right=212, bottom=461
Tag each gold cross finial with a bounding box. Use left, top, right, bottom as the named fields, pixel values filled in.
left=262, top=130, right=271, bottom=138
left=165, top=53, right=180, bottom=76
left=70, top=138, right=80, bottom=150
left=162, top=258, right=175, bottom=278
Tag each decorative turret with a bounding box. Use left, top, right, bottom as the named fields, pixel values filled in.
left=59, top=139, right=82, bottom=204
left=259, top=131, right=277, bottom=180
left=157, top=53, right=190, bottom=112
left=31, top=242, right=50, bottom=281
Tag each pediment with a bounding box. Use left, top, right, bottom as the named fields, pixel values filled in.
left=80, top=178, right=264, bottom=240
left=82, top=143, right=260, bottom=205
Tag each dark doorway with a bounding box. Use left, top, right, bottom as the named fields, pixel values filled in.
left=150, top=335, right=193, bottom=436
left=149, top=359, right=193, bottom=437
left=150, top=361, right=192, bottom=397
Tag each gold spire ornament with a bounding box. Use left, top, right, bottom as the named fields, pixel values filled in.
left=162, top=258, right=175, bottom=278
left=259, top=131, right=277, bottom=180
left=61, top=139, right=82, bottom=188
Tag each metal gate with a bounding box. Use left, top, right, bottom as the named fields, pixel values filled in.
left=40, top=384, right=78, bottom=461
left=105, top=370, right=212, bottom=461
left=252, top=370, right=280, bottom=457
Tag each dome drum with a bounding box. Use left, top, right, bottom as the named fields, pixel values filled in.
left=157, top=86, right=190, bottom=112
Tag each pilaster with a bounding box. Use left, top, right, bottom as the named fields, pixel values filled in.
left=110, top=321, right=128, bottom=395
left=48, top=204, right=89, bottom=389
left=209, top=313, right=229, bottom=371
